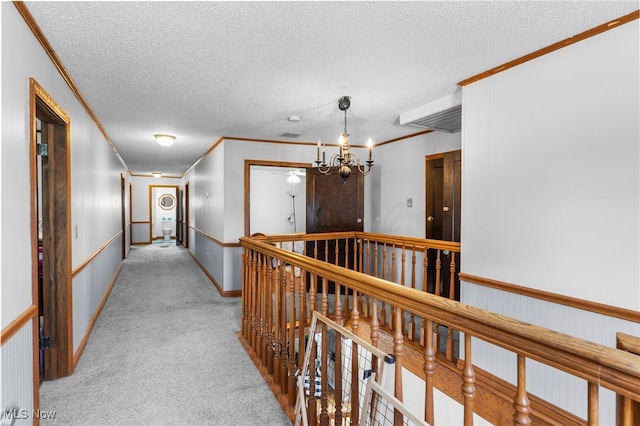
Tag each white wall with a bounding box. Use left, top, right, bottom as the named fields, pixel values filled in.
left=461, top=19, right=639, bottom=422
left=2, top=3, right=128, bottom=422
left=371, top=131, right=461, bottom=237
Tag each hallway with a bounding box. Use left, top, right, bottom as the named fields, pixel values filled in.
left=39, top=244, right=290, bottom=425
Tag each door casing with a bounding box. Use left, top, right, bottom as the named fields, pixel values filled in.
left=30, top=78, right=73, bottom=383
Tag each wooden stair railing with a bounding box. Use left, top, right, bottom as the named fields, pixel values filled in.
left=239, top=233, right=640, bottom=426
left=617, top=332, right=640, bottom=425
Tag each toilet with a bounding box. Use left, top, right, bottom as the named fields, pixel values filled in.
left=161, top=218, right=173, bottom=241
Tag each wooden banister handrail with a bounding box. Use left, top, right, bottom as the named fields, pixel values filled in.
left=239, top=236, right=640, bottom=402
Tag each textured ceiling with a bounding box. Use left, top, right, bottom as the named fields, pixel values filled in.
left=23, top=1, right=639, bottom=176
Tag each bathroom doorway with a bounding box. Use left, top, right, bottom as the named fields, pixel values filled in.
left=30, top=78, right=73, bottom=382
left=149, top=185, right=179, bottom=242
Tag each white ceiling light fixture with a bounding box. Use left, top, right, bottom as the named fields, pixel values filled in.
left=154, top=133, right=176, bottom=147
left=286, top=171, right=301, bottom=184
left=151, top=171, right=163, bottom=178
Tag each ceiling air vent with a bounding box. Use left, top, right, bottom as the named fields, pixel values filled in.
left=399, top=92, right=462, bottom=134
left=281, top=132, right=301, bottom=138
left=404, top=104, right=461, bottom=133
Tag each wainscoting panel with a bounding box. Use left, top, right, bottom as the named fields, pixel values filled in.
left=1, top=320, right=34, bottom=424
left=194, top=232, right=224, bottom=290
left=72, top=234, right=123, bottom=353
left=460, top=282, right=640, bottom=423
left=131, top=223, right=150, bottom=244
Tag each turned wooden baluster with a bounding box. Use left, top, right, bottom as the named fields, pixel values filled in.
left=308, top=272, right=317, bottom=340
left=241, top=248, right=247, bottom=337
left=371, top=298, right=380, bottom=349
left=351, top=340, right=360, bottom=426
left=243, top=249, right=251, bottom=342
left=310, top=241, right=318, bottom=316
left=513, top=354, right=531, bottom=425
left=399, top=245, right=406, bottom=336
left=321, top=276, right=329, bottom=317
left=250, top=250, right=258, bottom=351
left=351, top=290, right=359, bottom=335
left=345, top=237, right=350, bottom=269
left=341, top=240, right=350, bottom=315
left=423, top=318, right=435, bottom=426
left=273, top=263, right=281, bottom=384
left=393, top=306, right=404, bottom=426
left=370, top=299, right=381, bottom=423
left=390, top=245, right=397, bottom=332
left=335, top=282, right=344, bottom=326
left=408, top=246, right=417, bottom=341
left=434, top=250, right=442, bottom=354
left=280, top=264, right=289, bottom=395
left=374, top=241, right=379, bottom=278
left=357, top=237, right=362, bottom=273
left=288, top=262, right=297, bottom=406
left=361, top=240, right=369, bottom=318
left=381, top=243, right=388, bottom=327
left=462, top=334, right=476, bottom=426
left=420, top=248, right=428, bottom=347
left=446, top=253, right=456, bottom=361
left=264, top=255, right=273, bottom=370
left=335, top=327, right=344, bottom=426
left=320, top=322, right=330, bottom=426
left=354, top=239, right=363, bottom=316
left=257, top=254, right=266, bottom=360
left=308, top=336, right=318, bottom=426
left=588, top=382, right=599, bottom=426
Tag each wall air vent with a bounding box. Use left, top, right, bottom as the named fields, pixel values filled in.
left=281, top=132, right=301, bottom=138
left=398, top=92, right=462, bottom=134
left=404, top=104, right=461, bottom=133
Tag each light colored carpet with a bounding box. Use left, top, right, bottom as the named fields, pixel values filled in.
left=40, top=243, right=291, bottom=425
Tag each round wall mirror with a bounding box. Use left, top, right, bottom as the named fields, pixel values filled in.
left=158, top=193, right=176, bottom=210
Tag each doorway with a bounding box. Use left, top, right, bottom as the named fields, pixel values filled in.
left=149, top=185, right=179, bottom=242
left=425, top=150, right=461, bottom=299
left=244, top=160, right=311, bottom=237
left=184, top=182, right=190, bottom=248
left=121, top=174, right=127, bottom=259
left=30, top=78, right=73, bottom=381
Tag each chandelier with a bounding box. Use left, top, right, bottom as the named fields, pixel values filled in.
left=314, top=96, right=373, bottom=180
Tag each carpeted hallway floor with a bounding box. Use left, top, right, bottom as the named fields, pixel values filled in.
left=40, top=243, right=291, bottom=425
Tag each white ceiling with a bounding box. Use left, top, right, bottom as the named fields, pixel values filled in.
left=23, top=1, right=638, bottom=177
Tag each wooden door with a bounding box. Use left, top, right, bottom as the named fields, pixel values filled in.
left=36, top=97, right=72, bottom=380
left=425, top=150, right=461, bottom=299
left=306, top=167, right=364, bottom=282
left=306, top=167, right=364, bottom=234
left=176, top=188, right=183, bottom=245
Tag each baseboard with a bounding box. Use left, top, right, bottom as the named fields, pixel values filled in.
left=188, top=251, right=241, bottom=297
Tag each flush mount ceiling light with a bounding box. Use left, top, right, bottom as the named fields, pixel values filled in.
left=314, top=96, right=374, bottom=180
left=154, top=133, right=176, bottom=147
left=151, top=171, right=163, bottom=178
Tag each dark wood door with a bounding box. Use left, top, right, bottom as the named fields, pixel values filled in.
left=306, top=167, right=364, bottom=233
left=306, top=167, right=364, bottom=292
left=425, top=150, right=461, bottom=299
left=176, top=189, right=183, bottom=245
